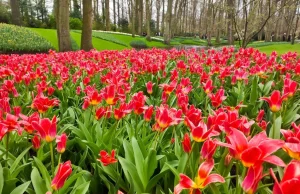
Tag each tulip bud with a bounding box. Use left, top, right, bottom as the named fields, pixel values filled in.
left=51, top=161, right=72, bottom=190
left=225, top=153, right=233, bottom=166
left=146, top=81, right=154, bottom=94
left=256, top=110, right=265, bottom=122
left=32, top=135, right=41, bottom=150
left=144, top=106, right=154, bottom=122
left=56, top=133, right=67, bottom=154
left=182, top=133, right=191, bottom=153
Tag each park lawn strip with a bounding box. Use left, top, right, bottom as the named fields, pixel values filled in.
left=258, top=44, right=300, bottom=55
left=29, top=28, right=126, bottom=51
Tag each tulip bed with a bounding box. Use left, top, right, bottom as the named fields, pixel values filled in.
left=0, top=47, right=299, bottom=194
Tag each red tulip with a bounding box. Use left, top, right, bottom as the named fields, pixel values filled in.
left=155, top=105, right=182, bottom=131
left=256, top=110, right=265, bottom=122
left=203, top=79, right=214, bottom=94
left=260, top=90, right=288, bottom=112
left=32, top=135, right=41, bottom=150
left=32, top=116, right=57, bottom=143
left=114, top=103, right=132, bottom=120
left=182, top=133, right=191, bottom=153
left=47, top=87, right=55, bottom=96
left=216, top=129, right=285, bottom=167
left=201, top=139, right=217, bottom=160
left=183, top=105, right=202, bottom=127
left=208, top=89, right=226, bottom=108
left=174, top=159, right=225, bottom=194
left=242, top=164, right=263, bottom=194
left=186, top=119, right=218, bottom=143
left=19, top=112, right=40, bottom=134
left=51, top=161, right=72, bottom=191
left=281, top=123, right=300, bottom=160
left=146, top=81, right=154, bottom=94
left=56, top=133, right=67, bottom=154
left=144, top=105, right=154, bottom=122
left=98, top=150, right=118, bottom=166
left=31, top=95, right=60, bottom=114
left=0, top=124, right=8, bottom=140
left=130, top=92, right=146, bottom=115
left=13, top=106, right=21, bottom=117
left=270, top=160, right=300, bottom=194
left=159, top=80, right=177, bottom=95
left=283, top=78, right=298, bottom=98
left=1, top=113, right=21, bottom=133
left=95, top=107, right=107, bottom=120
left=103, top=85, right=118, bottom=105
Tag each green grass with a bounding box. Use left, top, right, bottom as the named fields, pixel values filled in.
left=257, top=44, right=300, bottom=55
left=94, top=32, right=167, bottom=48
left=29, top=28, right=126, bottom=51
left=30, top=28, right=59, bottom=50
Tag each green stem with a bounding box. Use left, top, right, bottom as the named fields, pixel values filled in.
left=49, top=142, right=55, bottom=175
left=153, top=132, right=160, bottom=150
left=6, top=133, right=9, bottom=167
left=237, top=166, right=247, bottom=194
left=272, top=112, right=277, bottom=139
left=204, top=95, right=209, bottom=117
left=57, top=154, right=62, bottom=166
left=183, top=141, right=196, bottom=173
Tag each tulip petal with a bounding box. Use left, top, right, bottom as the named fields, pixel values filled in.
left=240, top=147, right=262, bottom=167
left=248, top=131, right=267, bottom=147
left=198, top=159, right=214, bottom=180
left=263, top=155, right=286, bottom=167
left=178, top=174, right=195, bottom=188
left=202, top=174, right=225, bottom=187
left=258, top=139, right=284, bottom=157
left=281, top=160, right=300, bottom=182
left=280, top=178, right=300, bottom=194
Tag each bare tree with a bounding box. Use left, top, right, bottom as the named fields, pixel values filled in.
left=81, top=0, right=93, bottom=51
left=57, top=0, right=72, bottom=51
left=105, top=0, right=110, bottom=30
left=10, top=0, right=21, bottom=25
left=146, top=0, right=151, bottom=40
left=164, top=0, right=173, bottom=44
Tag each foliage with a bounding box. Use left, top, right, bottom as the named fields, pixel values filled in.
left=0, top=23, right=54, bottom=52
left=129, top=40, right=148, bottom=49
left=69, top=17, right=82, bottom=30
left=118, top=18, right=129, bottom=33
left=0, top=3, right=10, bottom=23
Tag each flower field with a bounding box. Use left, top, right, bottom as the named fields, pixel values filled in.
left=0, top=47, right=299, bottom=194
left=0, top=24, right=54, bottom=53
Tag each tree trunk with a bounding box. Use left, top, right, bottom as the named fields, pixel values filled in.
left=113, top=0, right=116, bottom=30
left=10, top=0, right=21, bottom=25
left=161, top=0, right=165, bottom=34
left=130, top=0, right=136, bottom=37
left=57, top=0, right=72, bottom=52
left=138, top=0, right=143, bottom=35
left=156, top=0, right=161, bottom=33
left=164, top=0, right=172, bottom=44
left=207, top=0, right=213, bottom=46
left=105, top=0, right=110, bottom=30
left=227, top=0, right=234, bottom=44
left=117, top=0, right=120, bottom=25
left=81, top=0, right=93, bottom=51
left=146, top=0, right=151, bottom=40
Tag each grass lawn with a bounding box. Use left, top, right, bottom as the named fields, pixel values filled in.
left=257, top=44, right=300, bottom=55
left=30, top=28, right=59, bottom=50
left=29, top=28, right=126, bottom=51
left=92, top=31, right=167, bottom=48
